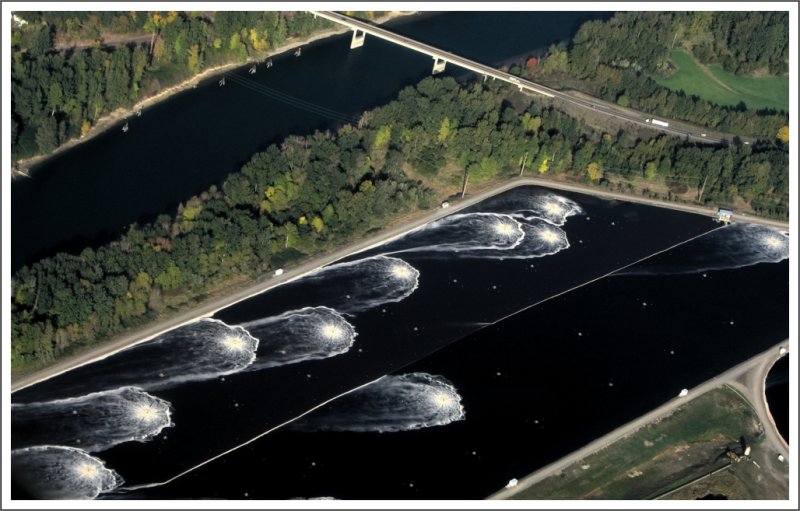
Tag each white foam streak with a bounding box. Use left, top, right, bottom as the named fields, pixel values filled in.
left=484, top=191, right=584, bottom=226
left=386, top=212, right=570, bottom=260
left=12, top=387, right=172, bottom=452
left=125, top=318, right=259, bottom=389
left=620, top=223, right=789, bottom=275
left=241, top=307, right=357, bottom=370
left=16, top=319, right=261, bottom=400
left=302, top=255, right=421, bottom=313
left=290, top=373, right=465, bottom=433
left=394, top=213, right=526, bottom=254
left=11, top=446, right=122, bottom=499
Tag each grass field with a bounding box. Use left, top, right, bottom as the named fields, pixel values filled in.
left=508, top=386, right=787, bottom=500
left=654, top=50, right=788, bottom=112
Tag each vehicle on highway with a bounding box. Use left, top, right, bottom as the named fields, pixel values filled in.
left=645, top=118, right=669, bottom=127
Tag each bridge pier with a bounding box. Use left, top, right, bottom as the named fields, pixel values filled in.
left=432, top=57, right=447, bottom=74
left=350, top=29, right=366, bottom=49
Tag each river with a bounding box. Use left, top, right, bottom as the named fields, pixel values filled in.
left=11, top=11, right=608, bottom=273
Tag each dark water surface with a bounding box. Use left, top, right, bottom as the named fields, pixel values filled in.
left=11, top=11, right=608, bottom=273
left=11, top=184, right=789, bottom=499
left=11, top=11, right=790, bottom=501
left=766, top=355, right=789, bottom=444
left=133, top=256, right=789, bottom=500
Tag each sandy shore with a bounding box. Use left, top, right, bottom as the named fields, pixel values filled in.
left=12, top=11, right=415, bottom=175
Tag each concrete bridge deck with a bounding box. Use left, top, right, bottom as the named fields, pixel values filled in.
left=311, top=11, right=727, bottom=145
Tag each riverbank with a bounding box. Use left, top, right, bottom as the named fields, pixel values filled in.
left=10, top=174, right=789, bottom=391
left=11, top=11, right=415, bottom=176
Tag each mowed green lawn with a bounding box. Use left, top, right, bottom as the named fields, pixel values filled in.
left=655, top=50, right=788, bottom=112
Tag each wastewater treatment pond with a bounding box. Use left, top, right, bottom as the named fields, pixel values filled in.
left=11, top=185, right=789, bottom=499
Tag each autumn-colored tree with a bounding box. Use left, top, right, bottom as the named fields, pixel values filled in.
left=437, top=117, right=451, bottom=143
left=776, top=125, right=789, bottom=142
left=187, top=44, right=201, bottom=73
left=229, top=32, right=241, bottom=50
left=144, top=12, right=176, bottom=57
left=311, top=216, right=324, bottom=233
left=538, top=158, right=549, bottom=174
left=249, top=28, right=270, bottom=52
left=587, top=161, right=602, bottom=181
left=644, top=161, right=657, bottom=180
left=152, top=34, right=165, bottom=62
left=80, top=120, right=91, bottom=139
left=374, top=125, right=392, bottom=147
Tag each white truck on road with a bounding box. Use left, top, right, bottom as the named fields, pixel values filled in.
left=646, top=118, right=669, bottom=127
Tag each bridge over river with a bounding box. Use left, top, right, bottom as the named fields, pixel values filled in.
left=312, top=11, right=727, bottom=145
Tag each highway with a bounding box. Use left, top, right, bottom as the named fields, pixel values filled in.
left=312, top=11, right=727, bottom=145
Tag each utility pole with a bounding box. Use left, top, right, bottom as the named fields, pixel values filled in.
left=149, top=30, right=156, bottom=56
left=697, top=174, right=709, bottom=202
left=519, top=151, right=529, bottom=176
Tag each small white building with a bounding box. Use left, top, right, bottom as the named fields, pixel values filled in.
left=274, top=268, right=284, bottom=276
left=441, top=201, right=450, bottom=209
left=716, top=208, right=733, bottom=223
left=678, top=388, right=689, bottom=397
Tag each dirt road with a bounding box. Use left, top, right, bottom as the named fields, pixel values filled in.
left=489, top=341, right=791, bottom=499
left=54, top=33, right=153, bottom=51
left=10, top=177, right=789, bottom=392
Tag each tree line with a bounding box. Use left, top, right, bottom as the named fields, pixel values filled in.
left=524, top=11, right=788, bottom=137
left=566, top=11, right=788, bottom=78
left=11, top=76, right=788, bottom=371
left=10, top=11, right=350, bottom=160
